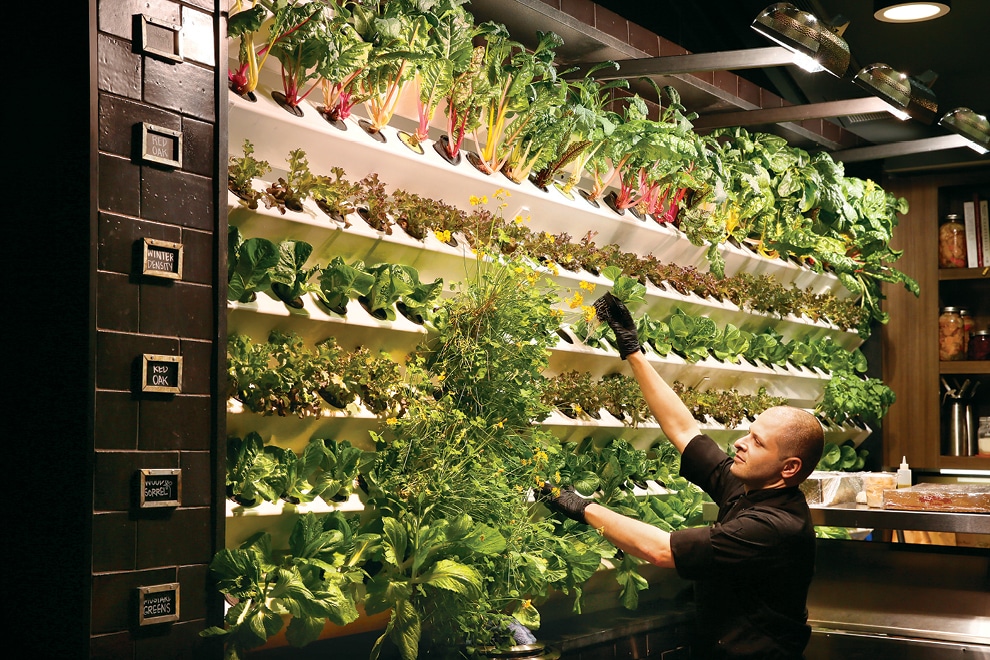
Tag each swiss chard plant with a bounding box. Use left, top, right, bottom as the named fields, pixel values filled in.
left=472, top=29, right=563, bottom=175
left=266, top=0, right=330, bottom=111
left=315, top=1, right=372, bottom=122
left=351, top=0, right=432, bottom=132
left=401, top=0, right=477, bottom=149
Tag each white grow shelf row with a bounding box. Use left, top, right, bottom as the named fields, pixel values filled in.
left=228, top=191, right=862, bottom=350
left=227, top=85, right=850, bottom=300
left=225, top=493, right=364, bottom=549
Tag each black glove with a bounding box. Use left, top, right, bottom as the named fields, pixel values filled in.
left=539, top=483, right=590, bottom=523
left=593, top=292, right=644, bottom=359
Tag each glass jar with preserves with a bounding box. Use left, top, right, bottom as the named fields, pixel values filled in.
left=938, top=214, right=967, bottom=268
left=939, top=307, right=965, bottom=360
left=959, top=309, right=974, bottom=354
left=970, top=330, right=990, bottom=361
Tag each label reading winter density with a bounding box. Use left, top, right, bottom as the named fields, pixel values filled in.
left=141, top=355, right=182, bottom=394
left=142, top=238, right=183, bottom=279
left=137, top=583, right=180, bottom=625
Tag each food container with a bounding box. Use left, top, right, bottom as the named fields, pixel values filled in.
left=863, top=472, right=896, bottom=508
left=883, top=483, right=990, bottom=513
left=938, top=307, right=965, bottom=361
left=969, top=330, right=989, bottom=360
left=801, top=471, right=865, bottom=506
left=959, top=309, right=973, bottom=354
left=938, top=213, right=967, bottom=268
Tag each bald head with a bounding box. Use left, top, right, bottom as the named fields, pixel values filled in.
left=762, top=406, right=825, bottom=484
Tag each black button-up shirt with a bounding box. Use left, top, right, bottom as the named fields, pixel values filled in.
left=669, top=435, right=815, bottom=659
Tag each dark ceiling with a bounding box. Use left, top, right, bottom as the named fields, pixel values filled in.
left=591, top=0, right=990, bottom=173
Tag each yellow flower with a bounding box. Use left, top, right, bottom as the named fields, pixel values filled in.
left=568, top=291, right=584, bottom=309
left=554, top=470, right=561, bottom=482
left=522, top=599, right=532, bottom=609
left=469, top=195, right=481, bottom=206
left=582, top=305, right=596, bottom=322
left=579, top=281, right=596, bottom=292
left=494, top=419, right=505, bottom=429
left=434, top=229, right=452, bottom=243
left=574, top=404, right=584, bottom=414
left=386, top=417, right=398, bottom=426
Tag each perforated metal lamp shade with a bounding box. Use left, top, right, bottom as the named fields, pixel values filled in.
left=752, top=3, right=851, bottom=77
left=939, top=107, right=990, bottom=153
left=854, top=63, right=938, bottom=124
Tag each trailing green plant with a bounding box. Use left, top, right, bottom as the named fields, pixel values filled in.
left=201, top=511, right=380, bottom=659
left=315, top=256, right=375, bottom=314
left=227, top=330, right=336, bottom=418
left=228, top=139, right=272, bottom=208
left=311, top=166, right=362, bottom=224
left=228, top=226, right=280, bottom=303
left=264, top=148, right=322, bottom=213
left=270, top=238, right=320, bottom=308
left=816, top=441, right=869, bottom=472
left=816, top=370, right=896, bottom=427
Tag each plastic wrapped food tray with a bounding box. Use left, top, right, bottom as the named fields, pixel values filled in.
left=800, top=471, right=865, bottom=506
left=883, top=483, right=990, bottom=513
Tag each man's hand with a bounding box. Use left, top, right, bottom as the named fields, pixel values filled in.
left=538, top=483, right=590, bottom=523
left=593, top=292, right=644, bottom=359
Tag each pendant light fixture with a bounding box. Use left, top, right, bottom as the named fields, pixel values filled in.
left=939, top=107, right=990, bottom=154
left=853, top=63, right=938, bottom=124
left=751, top=3, right=851, bottom=78
left=874, top=1, right=951, bottom=23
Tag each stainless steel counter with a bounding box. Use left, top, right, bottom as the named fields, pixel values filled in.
left=810, top=503, right=989, bottom=534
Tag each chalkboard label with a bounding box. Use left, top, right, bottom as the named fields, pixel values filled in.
left=141, top=238, right=183, bottom=280
left=137, top=583, right=180, bottom=625
left=138, top=15, right=183, bottom=63
left=141, top=354, right=182, bottom=394
left=140, top=123, right=182, bottom=168
left=139, top=469, right=181, bottom=508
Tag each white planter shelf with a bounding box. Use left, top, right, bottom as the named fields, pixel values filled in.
left=228, top=189, right=861, bottom=350
left=225, top=493, right=364, bottom=549
left=226, top=398, right=383, bottom=454
left=228, top=85, right=850, bottom=302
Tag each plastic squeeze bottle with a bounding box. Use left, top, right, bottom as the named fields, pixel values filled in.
left=896, top=456, right=912, bottom=489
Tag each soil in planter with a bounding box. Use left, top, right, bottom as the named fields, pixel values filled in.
left=397, top=131, right=425, bottom=155
left=358, top=295, right=391, bottom=320
left=579, top=188, right=600, bottom=209
left=318, top=107, right=348, bottom=131
left=396, top=218, right=428, bottom=241
left=315, top=199, right=353, bottom=227
left=319, top=387, right=355, bottom=410
left=230, top=87, right=258, bottom=103
left=357, top=207, right=393, bottom=234
left=466, top=151, right=495, bottom=176
left=271, top=283, right=305, bottom=309
left=602, top=191, right=626, bottom=216
left=555, top=329, right=574, bottom=344
left=358, top=119, right=387, bottom=143
left=432, top=135, right=461, bottom=166
left=314, top=296, right=349, bottom=317
left=271, top=91, right=304, bottom=117
left=281, top=494, right=302, bottom=506
left=226, top=485, right=258, bottom=508
left=396, top=300, right=425, bottom=325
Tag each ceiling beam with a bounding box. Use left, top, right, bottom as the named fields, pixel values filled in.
left=830, top=134, right=974, bottom=163
left=566, top=46, right=798, bottom=80
left=690, top=97, right=897, bottom=130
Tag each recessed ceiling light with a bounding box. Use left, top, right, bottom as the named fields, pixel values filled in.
left=874, top=1, right=951, bottom=23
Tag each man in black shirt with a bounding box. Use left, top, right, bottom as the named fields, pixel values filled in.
left=543, top=293, right=824, bottom=659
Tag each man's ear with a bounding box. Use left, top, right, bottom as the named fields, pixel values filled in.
left=781, top=456, right=802, bottom=481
